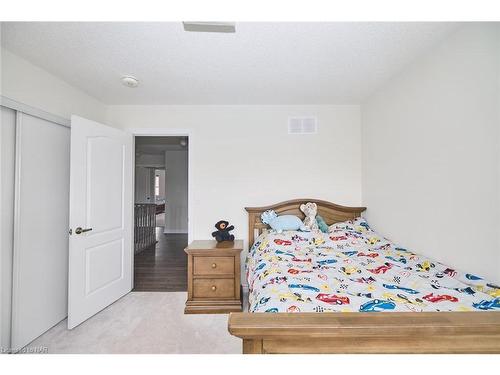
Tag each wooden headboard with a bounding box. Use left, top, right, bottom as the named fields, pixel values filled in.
left=245, top=199, right=366, bottom=246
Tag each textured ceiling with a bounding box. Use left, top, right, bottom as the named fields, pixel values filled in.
left=1, top=22, right=459, bottom=104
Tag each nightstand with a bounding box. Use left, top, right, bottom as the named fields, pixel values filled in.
left=184, top=240, right=243, bottom=314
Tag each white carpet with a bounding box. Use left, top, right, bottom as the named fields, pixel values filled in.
left=28, top=292, right=242, bottom=354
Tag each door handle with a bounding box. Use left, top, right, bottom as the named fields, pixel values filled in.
left=75, top=227, right=92, bottom=235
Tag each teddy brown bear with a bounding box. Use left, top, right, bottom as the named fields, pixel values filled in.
left=211, top=220, right=235, bottom=242
left=300, top=202, right=320, bottom=232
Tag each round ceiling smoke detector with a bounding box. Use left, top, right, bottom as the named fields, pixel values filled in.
left=121, top=75, right=139, bottom=88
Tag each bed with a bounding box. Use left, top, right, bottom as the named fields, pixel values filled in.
left=227, top=199, right=500, bottom=354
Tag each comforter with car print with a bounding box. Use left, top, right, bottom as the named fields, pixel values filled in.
left=247, top=218, right=500, bottom=313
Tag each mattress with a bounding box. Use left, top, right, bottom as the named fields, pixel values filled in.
left=246, top=218, right=500, bottom=313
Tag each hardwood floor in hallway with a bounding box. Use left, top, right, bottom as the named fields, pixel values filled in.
left=134, top=228, right=188, bottom=292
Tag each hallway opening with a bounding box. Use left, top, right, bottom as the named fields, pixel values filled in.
left=133, top=136, right=189, bottom=292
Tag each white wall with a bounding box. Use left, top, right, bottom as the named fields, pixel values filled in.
left=362, top=24, right=500, bottom=282
left=134, top=167, right=155, bottom=204
left=134, top=154, right=167, bottom=203
left=106, top=105, right=362, bottom=247
left=164, top=150, right=188, bottom=233
left=1, top=48, right=106, bottom=122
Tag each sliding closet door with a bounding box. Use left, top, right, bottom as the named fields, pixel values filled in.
left=0, top=106, right=16, bottom=351
left=11, top=113, right=70, bottom=350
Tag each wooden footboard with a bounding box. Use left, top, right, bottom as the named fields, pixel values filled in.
left=228, top=312, right=500, bottom=354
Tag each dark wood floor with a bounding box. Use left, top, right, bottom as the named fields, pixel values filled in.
left=133, top=228, right=188, bottom=292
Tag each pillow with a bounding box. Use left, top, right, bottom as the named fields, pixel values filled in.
left=261, top=210, right=308, bottom=233
left=316, top=215, right=329, bottom=233
left=328, top=217, right=372, bottom=233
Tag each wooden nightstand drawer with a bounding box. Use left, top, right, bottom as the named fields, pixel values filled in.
left=193, top=256, right=234, bottom=276
left=185, top=240, right=243, bottom=314
left=193, top=278, right=235, bottom=298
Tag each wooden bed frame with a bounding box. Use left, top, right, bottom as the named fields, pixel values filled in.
left=228, top=198, right=500, bottom=354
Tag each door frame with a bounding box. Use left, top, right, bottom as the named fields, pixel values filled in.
left=129, top=128, right=192, bottom=289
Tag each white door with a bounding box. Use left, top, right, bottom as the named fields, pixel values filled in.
left=1, top=106, right=16, bottom=350
left=68, top=116, right=133, bottom=329
left=11, top=113, right=70, bottom=350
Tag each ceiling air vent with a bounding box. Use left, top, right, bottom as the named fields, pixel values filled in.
left=288, top=117, right=317, bottom=134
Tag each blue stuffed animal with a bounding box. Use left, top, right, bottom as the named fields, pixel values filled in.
left=261, top=210, right=308, bottom=233
left=316, top=215, right=329, bottom=233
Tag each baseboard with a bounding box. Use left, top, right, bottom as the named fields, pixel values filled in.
left=163, top=229, right=188, bottom=234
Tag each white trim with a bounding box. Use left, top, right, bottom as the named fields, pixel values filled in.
left=130, top=135, right=136, bottom=291
left=0, top=106, right=3, bottom=349
left=129, top=128, right=191, bottom=137
left=10, top=112, right=23, bottom=352
left=128, top=128, right=193, bottom=245
left=0, top=105, right=15, bottom=351
left=0, top=96, right=70, bottom=128
left=163, top=229, right=189, bottom=234
left=135, top=162, right=165, bottom=168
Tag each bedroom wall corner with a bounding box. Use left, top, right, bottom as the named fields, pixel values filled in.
left=0, top=47, right=106, bottom=123
left=361, top=23, right=500, bottom=283
left=497, top=25, right=500, bottom=283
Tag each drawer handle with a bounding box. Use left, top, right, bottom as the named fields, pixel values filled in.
left=211, top=285, right=217, bottom=291
left=211, top=263, right=217, bottom=269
